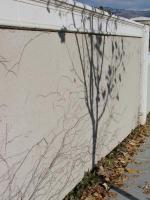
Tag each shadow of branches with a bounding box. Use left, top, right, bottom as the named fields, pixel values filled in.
left=57, top=5, right=126, bottom=168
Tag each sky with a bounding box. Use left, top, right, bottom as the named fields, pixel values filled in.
left=78, top=0, right=150, bottom=10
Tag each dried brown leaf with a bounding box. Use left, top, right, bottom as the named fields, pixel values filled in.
left=126, top=168, right=140, bottom=174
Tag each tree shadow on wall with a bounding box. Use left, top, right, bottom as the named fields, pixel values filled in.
left=26, top=0, right=126, bottom=170
left=57, top=5, right=126, bottom=169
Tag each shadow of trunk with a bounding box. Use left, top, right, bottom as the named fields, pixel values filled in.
left=111, top=185, right=141, bottom=200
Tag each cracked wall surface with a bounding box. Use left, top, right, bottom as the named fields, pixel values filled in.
left=0, top=29, right=141, bottom=200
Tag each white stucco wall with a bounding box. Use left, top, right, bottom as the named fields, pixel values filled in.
left=147, top=56, right=150, bottom=113
left=0, top=29, right=142, bottom=200
left=0, top=0, right=149, bottom=200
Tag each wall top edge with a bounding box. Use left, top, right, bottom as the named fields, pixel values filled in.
left=50, top=0, right=144, bottom=26
left=0, top=0, right=145, bottom=37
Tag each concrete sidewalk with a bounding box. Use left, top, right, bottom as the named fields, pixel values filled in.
left=109, top=135, right=150, bottom=200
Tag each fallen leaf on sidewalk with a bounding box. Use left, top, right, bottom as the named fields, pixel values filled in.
left=108, top=191, right=117, bottom=199
left=140, top=182, right=150, bottom=195
left=126, top=168, right=140, bottom=174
